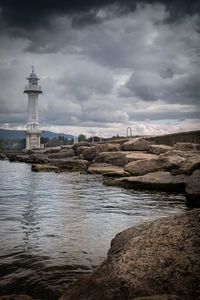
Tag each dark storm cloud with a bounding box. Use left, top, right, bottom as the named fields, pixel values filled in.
left=0, top=0, right=199, bottom=32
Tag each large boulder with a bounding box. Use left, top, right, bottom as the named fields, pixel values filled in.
left=171, top=154, right=200, bottom=175
left=149, top=145, right=173, bottom=155
left=43, top=146, right=61, bottom=153
left=159, top=155, right=186, bottom=172
left=0, top=153, right=8, bottom=160
left=15, top=154, right=30, bottom=162
left=48, top=149, right=75, bottom=159
left=47, top=158, right=88, bottom=171
left=88, top=163, right=129, bottom=177
left=81, top=146, right=99, bottom=161
left=106, top=171, right=187, bottom=192
left=76, top=146, right=91, bottom=157
left=60, top=209, right=200, bottom=300
left=125, top=152, right=158, bottom=162
left=121, top=138, right=152, bottom=151
left=174, top=142, right=200, bottom=151
left=185, top=169, right=200, bottom=207
left=94, top=151, right=158, bottom=167
left=94, top=152, right=128, bottom=167
left=124, top=159, right=164, bottom=176
left=72, top=142, right=92, bottom=150
left=27, top=154, right=49, bottom=164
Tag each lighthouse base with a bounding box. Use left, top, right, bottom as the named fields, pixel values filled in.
left=25, top=131, right=41, bottom=149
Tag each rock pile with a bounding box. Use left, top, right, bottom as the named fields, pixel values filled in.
left=1, top=136, right=200, bottom=206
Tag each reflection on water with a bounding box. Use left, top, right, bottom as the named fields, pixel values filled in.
left=0, top=160, right=188, bottom=299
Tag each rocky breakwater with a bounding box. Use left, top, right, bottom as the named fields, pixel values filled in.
left=59, top=208, right=200, bottom=300
left=2, top=135, right=200, bottom=206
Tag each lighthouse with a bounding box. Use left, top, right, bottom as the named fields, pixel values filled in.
left=24, top=67, right=42, bottom=149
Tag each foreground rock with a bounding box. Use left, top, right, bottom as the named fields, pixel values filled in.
left=185, top=169, right=200, bottom=207
left=88, top=163, right=129, bottom=177
left=105, top=171, right=187, bottom=192
left=60, top=209, right=200, bottom=300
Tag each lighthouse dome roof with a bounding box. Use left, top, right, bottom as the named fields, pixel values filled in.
left=29, top=72, right=37, bottom=78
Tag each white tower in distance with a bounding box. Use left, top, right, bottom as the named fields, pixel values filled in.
left=24, top=67, right=42, bottom=149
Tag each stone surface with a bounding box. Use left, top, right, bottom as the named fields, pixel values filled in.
left=82, top=146, right=99, bottom=161
left=48, top=149, right=75, bottom=159
left=47, top=158, right=88, bottom=171
left=27, top=154, right=49, bottom=164
left=60, top=209, right=200, bottom=300
left=0, top=295, right=40, bottom=300
left=76, top=146, right=91, bottom=157
left=94, top=151, right=128, bottom=167
left=72, top=142, right=92, bottom=150
left=121, top=138, right=152, bottom=151
left=149, top=145, right=173, bottom=155
left=124, top=159, right=164, bottom=176
left=31, top=164, right=61, bottom=172
left=158, top=155, right=186, bottom=171
left=106, top=171, right=187, bottom=192
left=0, top=153, right=8, bottom=160
left=171, top=154, right=200, bottom=175
left=94, top=151, right=158, bottom=167
left=88, top=163, right=129, bottom=177
left=125, top=152, right=158, bottom=162
left=43, top=146, right=61, bottom=153
left=185, top=169, right=200, bottom=207
left=174, top=142, right=200, bottom=151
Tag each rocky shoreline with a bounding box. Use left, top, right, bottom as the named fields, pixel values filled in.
left=1, top=132, right=200, bottom=207
left=0, top=131, right=200, bottom=300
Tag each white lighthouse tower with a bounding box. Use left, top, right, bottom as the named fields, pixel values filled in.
left=24, top=67, right=42, bottom=149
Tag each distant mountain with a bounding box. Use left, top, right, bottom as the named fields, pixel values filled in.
left=0, top=129, right=74, bottom=140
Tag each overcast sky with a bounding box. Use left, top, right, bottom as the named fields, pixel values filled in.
left=0, top=0, right=200, bottom=137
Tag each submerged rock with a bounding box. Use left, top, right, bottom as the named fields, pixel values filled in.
left=31, top=164, right=61, bottom=172
left=88, top=163, right=129, bottom=177
left=105, top=171, right=187, bottom=192
left=60, top=209, right=200, bottom=300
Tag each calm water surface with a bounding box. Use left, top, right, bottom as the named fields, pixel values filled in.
left=0, top=160, right=188, bottom=299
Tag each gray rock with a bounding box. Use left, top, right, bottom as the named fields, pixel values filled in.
left=94, top=151, right=128, bottom=167
left=0, top=153, right=8, bottom=160
left=159, top=155, right=186, bottom=171
left=48, top=158, right=88, bottom=171
left=72, top=142, right=92, bottom=150
left=106, top=171, right=187, bottom=192
left=171, top=154, right=200, bottom=175
left=124, top=159, right=164, bottom=176
left=82, top=146, right=99, bottom=161
left=32, top=164, right=61, bottom=172
left=88, top=163, right=129, bottom=177
left=174, top=142, right=200, bottom=151
left=48, top=149, right=75, bottom=159
left=60, top=209, right=200, bottom=300
left=185, top=169, right=200, bottom=207
left=121, top=138, right=152, bottom=151
left=149, top=144, right=173, bottom=155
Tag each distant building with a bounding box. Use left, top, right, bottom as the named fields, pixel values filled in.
left=24, top=67, right=42, bottom=149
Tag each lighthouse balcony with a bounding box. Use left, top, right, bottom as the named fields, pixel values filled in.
left=24, top=84, right=42, bottom=93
